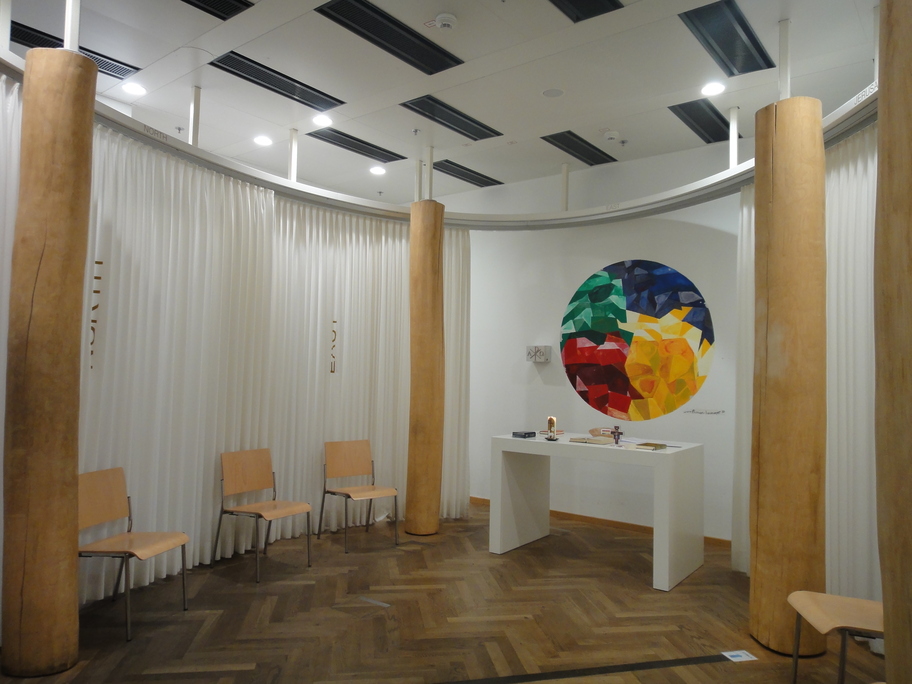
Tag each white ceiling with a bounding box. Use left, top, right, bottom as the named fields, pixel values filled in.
left=9, top=0, right=879, bottom=206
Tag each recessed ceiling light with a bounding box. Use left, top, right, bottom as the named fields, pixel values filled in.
left=542, top=88, right=564, bottom=98
left=122, top=82, right=146, bottom=96
left=701, top=82, right=725, bottom=96
left=312, top=114, right=333, bottom=127
left=370, top=166, right=386, bottom=175
left=254, top=135, right=273, bottom=146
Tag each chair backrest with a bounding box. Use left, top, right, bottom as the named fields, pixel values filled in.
left=324, top=440, right=373, bottom=479
left=221, top=448, right=275, bottom=497
left=78, top=467, right=130, bottom=531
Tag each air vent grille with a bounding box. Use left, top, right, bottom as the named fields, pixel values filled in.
left=433, top=160, right=502, bottom=188
left=548, top=0, right=624, bottom=23
left=541, top=131, right=617, bottom=166
left=679, top=0, right=774, bottom=77
left=10, top=21, right=139, bottom=79
left=668, top=99, right=733, bottom=144
left=180, top=0, right=252, bottom=20
left=401, top=95, right=501, bottom=141
left=211, top=52, right=344, bottom=111
left=316, top=0, right=463, bottom=75
left=306, top=128, right=406, bottom=164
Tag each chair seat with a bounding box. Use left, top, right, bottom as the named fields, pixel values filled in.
left=327, top=484, right=398, bottom=501
left=79, top=531, right=189, bottom=561
left=226, top=499, right=312, bottom=521
left=788, top=590, right=884, bottom=636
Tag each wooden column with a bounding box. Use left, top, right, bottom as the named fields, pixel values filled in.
left=2, top=48, right=96, bottom=676
left=874, top=1, right=912, bottom=679
left=749, top=96, right=827, bottom=655
left=405, top=200, right=445, bottom=535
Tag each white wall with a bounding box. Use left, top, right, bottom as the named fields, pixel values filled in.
left=467, top=194, right=739, bottom=540
left=440, top=139, right=753, bottom=215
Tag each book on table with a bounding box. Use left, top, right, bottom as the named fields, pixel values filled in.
left=635, top=442, right=667, bottom=450
left=569, top=436, right=613, bottom=445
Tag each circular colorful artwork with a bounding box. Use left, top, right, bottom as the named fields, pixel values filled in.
left=560, top=260, right=714, bottom=421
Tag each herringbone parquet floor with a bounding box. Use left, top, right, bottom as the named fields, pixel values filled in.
left=1, top=503, right=886, bottom=683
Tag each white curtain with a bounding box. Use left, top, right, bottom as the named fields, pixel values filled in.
left=733, top=123, right=880, bottom=600
left=74, top=125, right=470, bottom=601
left=731, top=183, right=754, bottom=574
left=824, top=123, right=879, bottom=600
left=0, top=72, right=23, bottom=627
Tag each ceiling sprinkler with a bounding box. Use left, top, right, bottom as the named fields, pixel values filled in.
left=435, top=13, right=457, bottom=29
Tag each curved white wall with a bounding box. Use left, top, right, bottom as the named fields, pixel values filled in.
left=468, top=194, right=739, bottom=540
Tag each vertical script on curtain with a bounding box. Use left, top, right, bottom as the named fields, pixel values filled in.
left=330, top=319, right=338, bottom=374
left=90, top=260, right=103, bottom=370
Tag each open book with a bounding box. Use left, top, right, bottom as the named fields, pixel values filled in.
left=569, top=436, right=614, bottom=445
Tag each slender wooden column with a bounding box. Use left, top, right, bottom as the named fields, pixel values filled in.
left=749, top=96, right=827, bottom=655
left=874, top=2, right=912, bottom=678
left=405, top=200, right=445, bottom=535
left=2, top=48, right=96, bottom=676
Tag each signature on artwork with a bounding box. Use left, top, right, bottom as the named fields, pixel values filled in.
left=683, top=409, right=726, bottom=415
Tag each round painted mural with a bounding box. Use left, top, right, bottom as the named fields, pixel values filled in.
left=560, top=260, right=714, bottom=421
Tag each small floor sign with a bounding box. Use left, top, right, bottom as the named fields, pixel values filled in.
left=722, top=650, right=758, bottom=662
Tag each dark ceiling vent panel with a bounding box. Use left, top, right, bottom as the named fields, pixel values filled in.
left=180, top=0, right=252, bottom=20
left=315, top=0, right=463, bottom=75
left=306, top=128, right=406, bottom=164
left=679, top=0, right=774, bottom=76
left=548, top=0, right=624, bottom=23
left=400, top=95, right=501, bottom=141
left=541, top=130, right=617, bottom=166
left=10, top=22, right=139, bottom=79
left=433, top=160, right=502, bottom=188
left=668, top=98, right=733, bottom=144
left=211, top=52, right=344, bottom=111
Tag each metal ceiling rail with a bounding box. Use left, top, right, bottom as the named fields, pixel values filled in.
left=0, top=49, right=878, bottom=230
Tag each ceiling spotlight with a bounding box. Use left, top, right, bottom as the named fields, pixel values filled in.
left=254, top=135, right=273, bottom=146
left=312, top=114, right=333, bottom=127
left=122, top=82, right=147, bottom=96
left=370, top=166, right=386, bottom=175
left=701, top=81, right=725, bottom=96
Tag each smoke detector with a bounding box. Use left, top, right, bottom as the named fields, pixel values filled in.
left=435, top=12, right=457, bottom=29
left=602, top=130, right=620, bottom=141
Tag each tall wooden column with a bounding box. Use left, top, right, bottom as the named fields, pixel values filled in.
left=874, top=1, right=912, bottom=678
left=749, top=96, right=827, bottom=655
left=2, top=48, right=96, bottom=676
left=405, top=200, right=445, bottom=535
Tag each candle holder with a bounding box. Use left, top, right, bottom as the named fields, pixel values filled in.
left=546, top=416, right=559, bottom=441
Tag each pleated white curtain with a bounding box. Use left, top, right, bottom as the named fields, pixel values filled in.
left=76, top=125, right=470, bottom=602
left=731, top=183, right=754, bottom=574
left=823, top=123, right=879, bottom=600
left=733, top=123, right=880, bottom=600
left=0, top=73, right=23, bottom=624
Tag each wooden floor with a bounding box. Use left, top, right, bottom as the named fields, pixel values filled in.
left=1, top=503, right=885, bottom=683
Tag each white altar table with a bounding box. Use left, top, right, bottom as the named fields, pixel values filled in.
left=489, top=433, right=704, bottom=591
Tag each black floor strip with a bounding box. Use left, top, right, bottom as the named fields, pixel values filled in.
left=451, top=654, right=730, bottom=684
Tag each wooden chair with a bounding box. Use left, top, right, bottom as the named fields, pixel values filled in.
left=317, top=440, right=399, bottom=553
left=212, top=448, right=311, bottom=582
left=78, top=467, right=189, bottom=641
left=788, top=590, right=884, bottom=684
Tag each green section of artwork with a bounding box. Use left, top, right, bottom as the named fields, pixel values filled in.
left=560, top=272, right=629, bottom=348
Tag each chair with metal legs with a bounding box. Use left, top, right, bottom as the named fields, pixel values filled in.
left=212, top=448, right=312, bottom=582
left=317, top=440, right=399, bottom=553
left=78, top=467, right=189, bottom=641
left=788, top=590, right=883, bottom=684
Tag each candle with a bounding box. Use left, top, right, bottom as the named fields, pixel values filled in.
left=547, top=416, right=556, bottom=439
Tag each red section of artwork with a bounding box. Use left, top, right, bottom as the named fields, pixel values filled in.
left=562, top=334, right=634, bottom=418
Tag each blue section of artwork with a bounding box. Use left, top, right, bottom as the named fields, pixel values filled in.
left=603, top=260, right=713, bottom=346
